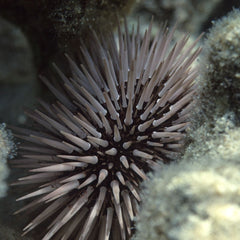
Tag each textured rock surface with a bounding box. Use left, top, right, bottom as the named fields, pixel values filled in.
left=133, top=123, right=240, bottom=240
left=0, top=123, right=15, bottom=198
left=198, top=9, right=240, bottom=123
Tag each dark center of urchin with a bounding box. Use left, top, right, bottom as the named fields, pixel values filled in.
left=90, top=109, right=162, bottom=175
left=89, top=110, right=152, bottom=183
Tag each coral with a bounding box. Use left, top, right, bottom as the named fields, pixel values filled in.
left=184, top=112, right=236, bottom=161
left=197, top=9, right=240, bottom=125
left=133, top=124, right=240, bottom=240
left=181, top=8, right=240, bottom=163
left=0, top=123, right=15, bottom=198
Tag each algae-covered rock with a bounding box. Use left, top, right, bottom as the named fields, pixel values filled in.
left=133, top=124, right=240, bottom=240
left=198, top=9, right=240, bottom=124
left=0, top=123, right=15, bottom=198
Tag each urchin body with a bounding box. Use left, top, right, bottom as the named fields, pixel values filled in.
left=12, top=19, right=201, bottom=240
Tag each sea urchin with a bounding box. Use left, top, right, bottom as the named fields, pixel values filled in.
left=12, top=19, right=201, bottom=240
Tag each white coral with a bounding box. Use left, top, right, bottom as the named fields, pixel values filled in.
left=133, top=126, right=240, bottom=240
